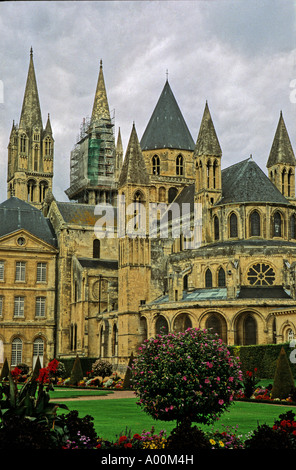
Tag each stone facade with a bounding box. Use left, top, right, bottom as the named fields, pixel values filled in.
left=1, top=50, right=296, bottom=374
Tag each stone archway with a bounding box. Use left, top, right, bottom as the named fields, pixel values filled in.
left=173, top=313, right=192, bottom=333
left=205, top=312, right=227, bottom=343
left=234, top=311, right=258, bottom=345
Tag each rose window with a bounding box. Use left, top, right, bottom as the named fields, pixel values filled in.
left=247, top=263, right=275, bottom=286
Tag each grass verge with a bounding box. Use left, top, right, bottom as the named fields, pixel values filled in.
left=57, top=397, right=295, bottom=442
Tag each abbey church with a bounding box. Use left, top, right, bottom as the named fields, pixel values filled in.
left=1, top=49, right=296, bottom=373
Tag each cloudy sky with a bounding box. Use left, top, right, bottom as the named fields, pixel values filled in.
left=0, top=0, right=295, bottom=203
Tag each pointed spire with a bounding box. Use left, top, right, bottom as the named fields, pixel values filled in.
left=90, top=59, right=111, bottom=124
left=140, top=80, right=195, bottom=151
left=19, top=48, right=43, bottom=130
left=267, top=111, right=296, bottom=168
left=118, top=123, right=150, bottom=187
left=194, top=101, right=222, bottom=157
left=44, top=113, right=53, bottom=135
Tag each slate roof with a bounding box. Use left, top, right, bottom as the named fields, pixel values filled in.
left=0, top=197, right=57, bottom=247
left=237, top=286, right=291, bottom=299
left=78, top=258, right=118, bottom=270
left=217, top=157, right=290, bottom=205
left=118, top=124, right=150, bottom=187
left=140, top=80, right=195, bottom=151
left=56, top=201, right=117, bottom=227
left=267, top=112, right=296, bottom=168
left=194, top=102, right=222, bottom=157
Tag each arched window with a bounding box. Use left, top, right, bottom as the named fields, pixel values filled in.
left=282, top=168, right=286, bottom=194
left=229, top=213, right=238, bottom=238
left=33, top=338, right=44, bottom=368
left=213, top=160, right=218, bottom=189
left=206, top=314, right=222, bottom=338
left=206, top=160, right=211, bottom=188
left=183, top=274, right=188, bottom=291
left=11, top=338, right=22, bottom=366
left=44, top=137, right=52, bottom=157
left=288, top=169, right=293, bottom=197
left=168, top=187, right=178, bottom=203
left=112, top=324, right=118, bottom=356
left=176, top=154, right=184, bottom=176
left=250, top=211, right=260, bottom=237
left=291, top=214, right=296, bottom=239
left=93, top=239, right=100, bottom=258
left=155, top=315, right=169, bottom=335
left=205, top=268, right=212, bottom=288
left=27, top=179, right=36, bottom=202
left=214, top=216, right=219, bottom=240
left=273, top=211, right=282, bottom=237
left=39, top=181, right=48, bottom=203
left=244, top=314, right=257, bottom=345
left=20, top=134, right=26, bottom=153
left=34, top=145, right=38, bottom=171
left=218, top=267, right=226, bottom=287
left=152, top=155, right=160, bottom=175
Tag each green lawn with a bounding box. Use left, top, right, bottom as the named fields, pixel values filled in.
left=49, top=388, right=112, bottom=399
left=57, top=396, right=295, bottom=442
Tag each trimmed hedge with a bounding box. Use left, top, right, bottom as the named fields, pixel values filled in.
left=229, top=343, right=296, bottom=379
left=58, top=357, right=98, bottom=377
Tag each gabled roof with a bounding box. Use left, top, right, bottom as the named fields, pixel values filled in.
left=194, top=102, right=222, bottom=157
left=217, top=157, right=289, bottom=205
left=19, top=48, right=43, bottom=130
left=267, top=112, right=296, bottom=168
left=0, top=197, right=57, bottom=247
left=140, top=80, right=195, bottom=151
left=55, top=201, right=117, bottom=227
left=118, top=124, right=150, bottom=187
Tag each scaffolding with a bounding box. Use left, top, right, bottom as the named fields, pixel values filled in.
left=66, top=112, right=116, bottom=200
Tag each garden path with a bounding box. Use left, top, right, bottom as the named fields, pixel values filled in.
left=51, top=390, right=136, bottom=401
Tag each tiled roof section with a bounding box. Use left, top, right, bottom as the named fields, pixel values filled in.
left=0, top=197, right=57, bottom=247
left=217, top=157, right=289, bottom=205
left=118, top=123, right=150, bottom=187
left=237, top=286, right=291, bottom=299
left=56, top=201, right=117, bottom=227
left=140, top=80, right=195, bottom=151
left=194, top=102, right=222, bottom=157
left=267, top=112, right=296, bottom=168
left=78, top=258, right=118, bottom=270
left=19, top=48, right=43, bottom=130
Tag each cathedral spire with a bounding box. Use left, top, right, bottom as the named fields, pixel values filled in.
left=194, top=101, right=222, bottom=157
left=267, top=111, right=296, bottom=168
left=118, top=123, right=149, bottom=187
left=19, top=48, right=43, bottom=130
left=91, top=59, right=111, bottom=124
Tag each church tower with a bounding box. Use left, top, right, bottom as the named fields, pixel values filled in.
left=267, top=111, right=296, bottom=201
left=117, top=123, right=151, bottom=366
left=140, top=78, right=195, bottom=204
left=7, top=48, right=54, bottom=209
left=65, top=60, right=117, bottom=205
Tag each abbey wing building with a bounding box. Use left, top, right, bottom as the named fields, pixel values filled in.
left=1, top=50, right=296, bottom=373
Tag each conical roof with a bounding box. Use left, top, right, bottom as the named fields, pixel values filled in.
left=194, top=102, right=222, bottom=157
left=267, top=111, right=296, bottom=168
left=119, top=124, right=150, bottom=187
left=218, top=157, right=289, bottom=205
left=91, top=60, right=111, bottom=124
left=140, top=80, right=195, bottom=151
left=19, top=48, right=43, bottom=130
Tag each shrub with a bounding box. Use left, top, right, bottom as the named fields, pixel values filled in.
left=245, top=411, right=296, bottom=449
left=59, top=410, right=98, bottom=449
left=92, top=359, right=113, bottom=379
left=271, top=347, right=295, bottom=400
left=166, top=418, right=211, bottom=451
left=69, top=355, right=84, bottom=386
left=242, top=367, right=259, bottom=398
left=131, top=327, right=243, bottom=426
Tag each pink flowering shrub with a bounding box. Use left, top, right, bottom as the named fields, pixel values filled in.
left=131, top=328, right=243, bottom=426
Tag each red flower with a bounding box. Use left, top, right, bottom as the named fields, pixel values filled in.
left=37, top=367, right=49, bottom=384
left=119, top=436, right=127, bottom=444
left=132, top=434, right=142, bottom=441
left=47, top=359, right=59, bottom=373
left=124, top=443, right=132, bottom=448
left=11, top=367, right=22, bottom=377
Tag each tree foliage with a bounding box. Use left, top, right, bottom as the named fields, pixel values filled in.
left=131, top=328, right=243, bottom=426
